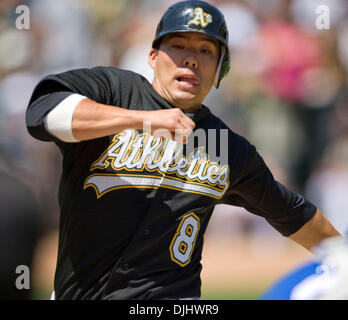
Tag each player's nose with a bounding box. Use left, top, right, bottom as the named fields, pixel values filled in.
left=183, top=52, right=198, bottom=69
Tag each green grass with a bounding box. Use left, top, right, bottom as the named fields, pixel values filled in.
left=202, top=289, right=262, bottom=300
left=31, top=288, right=52, bottom=300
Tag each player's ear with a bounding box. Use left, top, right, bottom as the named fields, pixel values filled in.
left=148, top=48, right=158, bottom=70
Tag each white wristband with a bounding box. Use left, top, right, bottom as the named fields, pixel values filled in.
left=45, top=93, right=86, bottom=142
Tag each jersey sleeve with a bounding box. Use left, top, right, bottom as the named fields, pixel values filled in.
left=26, top=67, right=120, bottom=142
left=221, top=136, right=317, bottom=237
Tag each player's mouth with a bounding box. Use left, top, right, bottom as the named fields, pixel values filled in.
left=175, top=74, right=200, bottom=90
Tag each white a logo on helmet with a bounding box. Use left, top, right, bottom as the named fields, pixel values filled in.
left=188, top=7, right=213, bottom=28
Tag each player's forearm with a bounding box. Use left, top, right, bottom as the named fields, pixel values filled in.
left=44, top=93, right=195, bottom=143
left=72, top=98, right=195, bottom=142
left=71, top=98, right=144, bottom=141
left=288, top=209, right=341, bottom=251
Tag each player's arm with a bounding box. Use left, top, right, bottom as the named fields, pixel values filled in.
left=70, top=97, right=195, bottom=142
left=26, top=68, right=195, bottom=144
left=288, top=208, right=341, bottom=251
left=221, top=137, right=341, bottom=252
left=39, top=93, right=195, bottom=143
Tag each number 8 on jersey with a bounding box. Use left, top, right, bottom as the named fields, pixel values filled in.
left=170, top=212, right=200, bottom=267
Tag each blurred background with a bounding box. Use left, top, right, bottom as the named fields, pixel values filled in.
left=0, top=0, right=348, bottom=299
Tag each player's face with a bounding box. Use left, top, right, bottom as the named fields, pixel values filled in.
left=148, top=32, right=220, bottom=112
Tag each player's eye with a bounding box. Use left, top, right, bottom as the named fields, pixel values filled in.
left=200, top=48, right=212, bottom=55
left=172, top=44, right=185, bottom=49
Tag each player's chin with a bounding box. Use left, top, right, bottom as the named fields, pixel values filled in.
left=170, top=84, right=204, bottom=107
left=173, top=87, right=201, bottom=101
left=173, top=93, right=200, bottom=107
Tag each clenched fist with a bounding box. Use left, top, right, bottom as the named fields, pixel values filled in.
left=140, top=108, right=196, bottom=144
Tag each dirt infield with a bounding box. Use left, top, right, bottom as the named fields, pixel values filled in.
left=201, top=235, right=311, bottom=298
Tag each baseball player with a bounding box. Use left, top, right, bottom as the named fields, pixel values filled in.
left=25, top=1, right=340, bottom=300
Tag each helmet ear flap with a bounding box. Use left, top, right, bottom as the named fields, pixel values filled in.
left=214, top=46, right=229, bottom=88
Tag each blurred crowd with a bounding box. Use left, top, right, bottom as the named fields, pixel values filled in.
left=1, top=0, right=348, bottom=298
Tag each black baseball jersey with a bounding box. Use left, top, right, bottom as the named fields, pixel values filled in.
left=26, top=67, right=317, bottom=300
